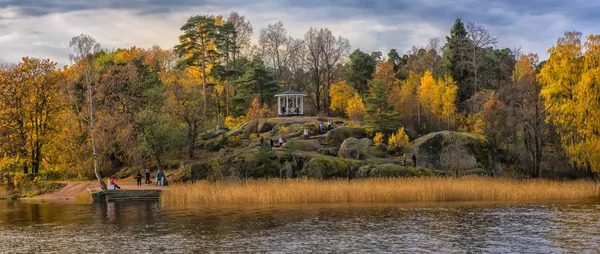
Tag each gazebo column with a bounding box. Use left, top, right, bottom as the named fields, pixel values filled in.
left=300, top=97, right=303, bottom=115
left=278, top=97, right=281, bottom=116
left=285, top=96, right=289, bottom=114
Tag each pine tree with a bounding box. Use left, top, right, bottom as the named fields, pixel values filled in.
left=232, top=57, right=279, bottom=116
left=365, top=79, right=401, bottom=130
left=442, top=18, right=471, bottom=102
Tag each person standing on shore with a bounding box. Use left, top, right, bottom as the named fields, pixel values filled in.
left=156, top=170, right=165, bottom=186
left=144, top=169, right=151, bottom=184
left=135, top=171, right=143, bottom=187
left=412, top=154, right=417, bottom=167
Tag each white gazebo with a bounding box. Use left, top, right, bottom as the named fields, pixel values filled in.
left=275, top=90, right=308, bottom=116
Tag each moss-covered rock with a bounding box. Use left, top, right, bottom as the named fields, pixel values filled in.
left=243, top=120, right=258, bottom=135
left=282, top=139, right=323, bottom=152
left=409, top=131, right=500, bottom=176
left=326, top=126, right=366, bottom=147
left=299, top=155, right=363, bottom=179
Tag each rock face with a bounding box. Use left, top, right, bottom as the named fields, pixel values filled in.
left=409, top=131, right=500, bottom=176
left=338, top=137, right=360, bottom=159
left=200, top=129, right=226, bottom=140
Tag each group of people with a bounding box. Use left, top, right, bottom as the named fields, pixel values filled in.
left=319, top=119, right=334, bottom=134
left=107, top=169, right=166, bottom=190
left=260, top=135, right=285, bottom=150
left=135, top=169, right=165, bottom=187
left=280, top=106, right=300, bottom=116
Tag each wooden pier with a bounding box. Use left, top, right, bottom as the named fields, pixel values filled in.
left=90, top=189, right=162, bottom=202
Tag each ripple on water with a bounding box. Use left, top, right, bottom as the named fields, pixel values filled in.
left=0, top=201, right=598, bottom=253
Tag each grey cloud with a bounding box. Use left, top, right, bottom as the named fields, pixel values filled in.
left=1, top=0, right=599, bottom=66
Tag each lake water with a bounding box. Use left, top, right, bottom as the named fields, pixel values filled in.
left=0, top=200, right=599, bottom=253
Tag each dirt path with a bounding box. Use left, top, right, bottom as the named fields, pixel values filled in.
left=36, top=180, right=166, bottom=201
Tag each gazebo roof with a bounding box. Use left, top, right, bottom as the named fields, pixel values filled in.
left=274, top=90, right=307, bottom=97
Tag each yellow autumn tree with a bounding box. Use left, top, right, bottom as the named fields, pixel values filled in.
left=245, top=97, right=270, bottom=121
left=418, top=70, right=437, bottom=120
left=389, top=72, right=421, bottom=128
left=373, top=132, right=384, bottom=148
left=346, top=93, right=366, bottom=122
left=388, top=127, right=410, bottom=152
left=539, top=32, right=600, bottom=172
left=329, top=81, right=356, bottom=115
left=374, top=60, right=399, bottom=92
left=440, top=74, right=458, bottom=128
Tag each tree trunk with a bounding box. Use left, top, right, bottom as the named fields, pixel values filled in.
left=87, top=68, right=107, bottom=191
left=201, top=53, right=208, bottom=119
left=187, top=122, right=196, bottom=159
left=154, top=153, right=163, bottom=173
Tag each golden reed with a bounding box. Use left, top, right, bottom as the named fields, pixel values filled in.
left=162, top=177, right=599, bottom=205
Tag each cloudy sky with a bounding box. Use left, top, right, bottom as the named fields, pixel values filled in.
left=1, top=0, right=599, bottom=66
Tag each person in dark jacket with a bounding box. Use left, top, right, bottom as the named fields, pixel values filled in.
left=156, top=171, right=165, bottom=186
left=412, top=154, right=417, bottom=167
left=144, top=169, right=151, bottom=184
left=135, top=171, right=143, bottom=187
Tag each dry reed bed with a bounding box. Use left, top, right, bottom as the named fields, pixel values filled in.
left=162, top=177, right=599, bottom=205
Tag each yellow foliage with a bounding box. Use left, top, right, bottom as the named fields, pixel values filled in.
left=245, top=97, right=270, bottom=121
left=329, top=81, right=356, bottom=114
left=228, top=135, right=243, bottom=147
left=440, top=74, right=458, bottom=126
left=373, top=132, right=384, bottom=148
left=388, top=127, right=409, bottom=151
left=346, top=93, right=366, bottom=122
left=418, top=70, right=437, bottom=114
left=417, top=71, right=457, bottom=126
left=278, top=126, right=290, bottom=135
left=224, top=116, right=246, bottom=129
left=12, top=173, right=27, bottom=187
left=374, top=60, right=399, bottom=91
left=538, top=32, right=600, bottom=172
left=390, top=72, right=420, bottom=122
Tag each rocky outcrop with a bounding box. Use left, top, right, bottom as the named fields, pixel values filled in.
left=257, top=120, right=275, bottom=133
left=409, top=131, right=500, bottom=176
left=200, top=129, right=226, bottom=140
left=338, top=137, right=360, bottom=159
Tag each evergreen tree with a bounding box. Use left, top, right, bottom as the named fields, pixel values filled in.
left=348, top=49, right=378, bottom=96
left=232, top=56, right=279, bottom=116
left=442, top=18, right=471, bottom=102
left=365, top=80, right=401, bottom=131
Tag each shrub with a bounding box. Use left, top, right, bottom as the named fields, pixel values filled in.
left=228, top=135, right=243, bottom=147
left=245, top=97, right=270, bottom=121
left=278, top=125, right=290, bottom=135
left=224, top=116, right=246, bottom=129
left=373, top=132, right=384, bottom=148
left=388, top=127, right=409, bottom=153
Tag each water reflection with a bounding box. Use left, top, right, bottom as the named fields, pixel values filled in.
left=0, top=201, right=598, bottom=253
